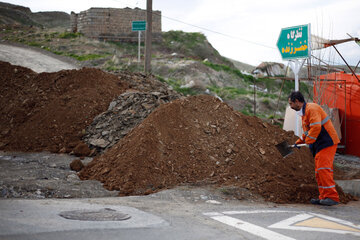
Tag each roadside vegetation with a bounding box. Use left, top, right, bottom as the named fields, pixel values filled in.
left=0, top=25, right=312, bottom=122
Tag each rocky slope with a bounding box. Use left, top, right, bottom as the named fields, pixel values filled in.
left=0, top=1, right=69, bottom=28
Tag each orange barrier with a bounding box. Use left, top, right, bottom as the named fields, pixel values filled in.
left=314, top=72, right=360, bottom=157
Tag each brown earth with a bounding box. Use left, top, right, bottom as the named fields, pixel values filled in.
left=0, top=61, right=129, bottom=153
left=0, top=61, right=356, bottom=204
left=79, top=95, right=354, bottom=204
left=0, top=61, right=181, bottom=154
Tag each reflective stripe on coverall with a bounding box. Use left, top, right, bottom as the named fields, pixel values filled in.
left=315, top=144, right=339, bottom=202
left=295, top=102, right=340, bottom=202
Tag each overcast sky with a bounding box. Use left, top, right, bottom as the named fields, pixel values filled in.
left=3, top=0, right=360, bottom=67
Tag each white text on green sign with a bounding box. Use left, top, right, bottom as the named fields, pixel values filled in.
left=132, top=21, right=146, bottom=31
left=276, top=24, right=310, bottom=60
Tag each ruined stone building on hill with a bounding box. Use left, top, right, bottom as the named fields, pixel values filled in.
left=70, top=7, right=162, bottom=41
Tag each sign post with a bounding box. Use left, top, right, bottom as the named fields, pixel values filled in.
left=277, top=24, right=311, bottom=136
left=132, top=21, right=146, bottom=63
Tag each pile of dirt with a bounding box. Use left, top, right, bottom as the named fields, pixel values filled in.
left=79, top=95, right=354, bottom=204
left=0, top=61, right=181, bottom=154
left=84, top=91, right=182, bottom=151
left=0, top=61, right=129, bottom=153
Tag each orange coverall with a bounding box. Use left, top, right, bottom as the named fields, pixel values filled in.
left=296, top=102, right=340, bottom=202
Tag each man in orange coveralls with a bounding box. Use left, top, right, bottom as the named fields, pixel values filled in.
left=288, top=91, right=340, bottom=206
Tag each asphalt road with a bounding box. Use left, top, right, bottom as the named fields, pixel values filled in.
left=0, top=43, right=78, bottom=72
left=1, top=151, right=359, bottom=240
left=1, top=189, right=360, bottom=240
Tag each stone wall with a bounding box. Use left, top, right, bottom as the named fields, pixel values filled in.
left=71, top=7, right=161, bottom=41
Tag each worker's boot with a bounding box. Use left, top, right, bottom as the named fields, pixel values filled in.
left=310, top=198, right=321, bottom=205
left=319, top=198, right=339, bottom=206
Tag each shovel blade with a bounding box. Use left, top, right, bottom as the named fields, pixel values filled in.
left=276, top=141, right=293, bottom=158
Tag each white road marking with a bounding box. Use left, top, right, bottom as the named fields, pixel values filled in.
left=268, top=213, right=313, bottom=228
left=222, top=210, right=299, bottom=215
left=210, top=213, right=295, bottom=240
left=204, top=210, right=360, bottom=239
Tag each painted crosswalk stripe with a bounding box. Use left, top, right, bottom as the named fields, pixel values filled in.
left=211, top=214, right=295, bottom=240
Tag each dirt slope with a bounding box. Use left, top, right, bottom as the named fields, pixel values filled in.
left=79, top=95, right=354, bottom=204
left=0, top=61, right=128, bottom=153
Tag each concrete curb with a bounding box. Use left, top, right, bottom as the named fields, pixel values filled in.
left=336, top=179, right=360, bottom=197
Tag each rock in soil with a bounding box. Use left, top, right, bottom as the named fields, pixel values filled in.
left=84, top=91, right=182, bottom=152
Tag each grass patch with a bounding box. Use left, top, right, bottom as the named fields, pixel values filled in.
left=58, top=32, right=82, bottom=39
left=262, top=99, right=270, bottom=105
left=67, top=53, right=107, bottom=61
left=162, top=31, right=206, bottom=49
left=156, top=76, right=197, bottom=96
left=46, top=50, right=109, bottom=61
left=240, top=104, right=253, bottom=116
left=203, top=61, right=255, bottom=83
left=27, top=42, right=42, bottom=47
left=207, top=85, right=250, bottom=99
left=256, top=92, right=278, bottom=99
left=110, top=41, right=138, bottom=54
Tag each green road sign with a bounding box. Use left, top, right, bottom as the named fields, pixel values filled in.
left=277, top=24, right=310, bottom=60
left=132, top=21, right=146, bottom=31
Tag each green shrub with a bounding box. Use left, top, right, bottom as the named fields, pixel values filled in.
left=27, top=42, right=42, bottom=47
left=156, top=76, right=197, bottom=96
left=67, top=53, right=106, bottom=61
left=58, top=32, right=82, bottom=39
left=50, top=32, right=59, bottom=38
left=163, top=31, right=206, bottom=49
left=207, top=85, right=251, bottom=99
left=156, top=75, right=166, bottom=83
left=175, top=87, right=197, bottom=96
left=262, top=99, right=270, bottom=105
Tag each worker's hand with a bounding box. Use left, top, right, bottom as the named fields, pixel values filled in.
left=294, top=143, right=301, bottom=149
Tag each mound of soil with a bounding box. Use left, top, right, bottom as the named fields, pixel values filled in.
left=79, top=95, right=354, bottom=204
left=0, top=61, right=129, bottom=153
left=0, top=61, right=181, bottom=154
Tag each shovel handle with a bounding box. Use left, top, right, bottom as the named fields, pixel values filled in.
left=291, top=144, right=307, bottom=148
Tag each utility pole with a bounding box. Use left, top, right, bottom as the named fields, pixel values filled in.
left=144, top=0, right=152, bottom=73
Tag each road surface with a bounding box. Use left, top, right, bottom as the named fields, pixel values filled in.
left=0, top=43, right=78, bottom=72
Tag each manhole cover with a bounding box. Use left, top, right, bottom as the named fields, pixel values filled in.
left=59, top=208, right=131, bottom=221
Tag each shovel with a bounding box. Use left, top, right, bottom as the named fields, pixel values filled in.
left=276, top=141, right=307, bottom=158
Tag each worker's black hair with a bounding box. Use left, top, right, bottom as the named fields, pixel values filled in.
left=288, top=91, right=305, bottom=103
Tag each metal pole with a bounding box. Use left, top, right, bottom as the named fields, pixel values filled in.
left=253, top=77, right=256, bottom=116
left=354, top=60, right=360, bottom=73
left=333, top=45, right=360, bottom=82
left=144, top=0, right=152, bottom=73
left=294, top=61, right=299, bottom=136
left=289, top=59, right=304, bottom=136
left=138, top=31, right=141, bottom=63
left=294, top=60, right=299, bottom=91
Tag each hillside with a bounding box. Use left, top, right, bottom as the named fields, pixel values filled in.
left=0, top=1, right=69, bottom=28
left=228, top=58, right=255, bottom=74
left=0, top=2, right=313, bottom=121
